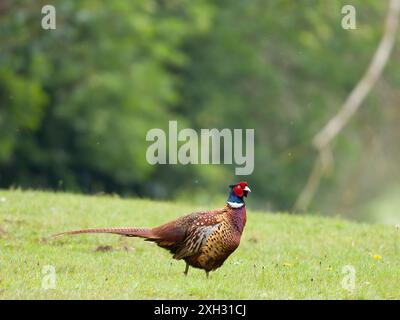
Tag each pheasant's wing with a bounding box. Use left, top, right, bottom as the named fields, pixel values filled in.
left=173, top=209, right=226, bottom=260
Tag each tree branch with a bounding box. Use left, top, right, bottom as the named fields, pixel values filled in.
left=293, top=0, right=400, bottom=212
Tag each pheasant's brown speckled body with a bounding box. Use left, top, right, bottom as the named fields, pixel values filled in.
left=53, top=182, right=251, bottom=276
left=152, top=204, right=247, bottom=272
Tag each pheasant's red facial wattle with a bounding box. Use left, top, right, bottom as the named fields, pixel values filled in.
left=231, top=181, right=251, bottom=198
left=232, top=185, right=244, bottom=197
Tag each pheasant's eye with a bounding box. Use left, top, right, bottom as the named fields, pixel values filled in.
left=232, top=185, right=244, bottom=197
left=239, top=181, right=247, bottom=188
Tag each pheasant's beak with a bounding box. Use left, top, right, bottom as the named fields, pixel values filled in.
left=243, top=186, right=251, bottom=197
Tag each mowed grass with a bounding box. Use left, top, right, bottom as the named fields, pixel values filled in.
left=0, top=189, right=399, bottom=300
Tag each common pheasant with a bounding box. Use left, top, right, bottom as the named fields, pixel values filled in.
left=53, top=181, right=251, bottom=277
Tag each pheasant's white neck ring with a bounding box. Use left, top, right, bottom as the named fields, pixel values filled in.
left=227, top=201, right=245, bottom=208
left=227, top=188, right=245, bottom=208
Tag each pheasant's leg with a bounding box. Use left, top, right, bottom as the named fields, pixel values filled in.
left=184, top=262, right=189, bottom=276
left=206, top=271, right=209, bottom=279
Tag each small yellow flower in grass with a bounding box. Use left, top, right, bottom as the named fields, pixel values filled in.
left=372, top=254, right=382, bottom=261
left=325, top=266, right=333, bottom=271
left=282, top=262, right=293, bottom=268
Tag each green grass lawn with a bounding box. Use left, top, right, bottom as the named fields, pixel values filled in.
left=0, top=189, right=399, bottom=299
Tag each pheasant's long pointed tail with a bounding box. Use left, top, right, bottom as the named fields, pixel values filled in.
left=51, top=227, right=155, bottom=239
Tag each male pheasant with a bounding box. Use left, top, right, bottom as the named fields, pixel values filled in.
left=53, top=181, right=251, bottom=277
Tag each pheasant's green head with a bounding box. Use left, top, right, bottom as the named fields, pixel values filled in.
left=230, top=181, right=251, bottom=197
left=227, top=182, right=251, bottom=208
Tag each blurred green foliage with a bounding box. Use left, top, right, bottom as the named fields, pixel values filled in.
left=1, top=0, right=399, bottom=218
